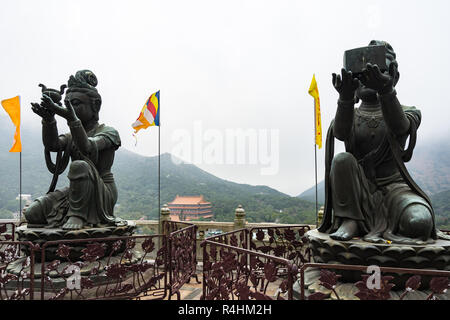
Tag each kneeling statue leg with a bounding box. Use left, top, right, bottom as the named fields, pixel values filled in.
left=62, top=160, right=93, bottom=230
left=328, top=152, right=363, bottom=241
left=398, top=203, right=433, bottom=241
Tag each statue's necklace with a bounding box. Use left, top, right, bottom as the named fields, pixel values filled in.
left=356, top=106, right=383, bottom=129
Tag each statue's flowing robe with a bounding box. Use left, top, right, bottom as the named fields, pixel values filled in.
left=318, top=106, right=438, bottom=243
left=33, top=124, right=121, bottom=228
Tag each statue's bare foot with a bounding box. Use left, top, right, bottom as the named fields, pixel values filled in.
left=62, top=216, right=84, bottom=230
left=330, top=219, right=359, bottom=241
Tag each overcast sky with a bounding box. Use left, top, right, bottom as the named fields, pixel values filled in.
left=1, top=0, right=450, bottom=196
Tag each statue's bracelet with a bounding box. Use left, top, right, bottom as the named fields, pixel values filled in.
left=378, top=86, right=396, bottom=97
left=337, top=97, right=355, bottom=108
left=68, top=118, right=82, bottom=128
left=42, top=118, right=56, bottom=126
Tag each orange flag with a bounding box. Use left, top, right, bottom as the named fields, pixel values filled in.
left=1, top=96, right=22, bottom=152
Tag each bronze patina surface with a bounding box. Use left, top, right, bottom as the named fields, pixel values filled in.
left=26, top=70, right=126, bottom=231
left=318, top=41, right=449, bottom=245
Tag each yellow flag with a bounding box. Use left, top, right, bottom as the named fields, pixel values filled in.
left=1, top=96, right=21, bottom=152
left=308, top=75, right=322, bottom=149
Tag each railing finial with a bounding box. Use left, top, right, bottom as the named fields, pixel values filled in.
left=160, top=204, right=171, bottom=220
left=234, top=205, right=246, bottom=229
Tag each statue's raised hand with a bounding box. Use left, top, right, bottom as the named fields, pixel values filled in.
left=332, top=68, right=360, bottom=101
left=361, top=63, right=397, bottom=95
left=31, top=101, right=55, bottom=121
left=40, top=94, right=77, bottom=122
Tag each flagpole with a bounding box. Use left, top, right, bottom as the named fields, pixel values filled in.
left=19, top=150, right=22, bottom=221
left=314, top=99, right=318, bottom=227
left=158, top=125, right=161, bottom=220
left=19, top=96, right=22, bottom=222
left=158, top=93, right=161, bottom=223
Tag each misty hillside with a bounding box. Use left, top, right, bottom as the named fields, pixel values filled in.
left=0, top=117, right=316, bottom=224
left=297, top=181, right=325, bottom=204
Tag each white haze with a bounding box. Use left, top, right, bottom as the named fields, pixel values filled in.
left=1, top=0, right=449, bottom=196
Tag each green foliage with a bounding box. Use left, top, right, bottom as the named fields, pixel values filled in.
left=432, top=189, right=450, bottom=230
left=0, top=209, right=14, bottom=219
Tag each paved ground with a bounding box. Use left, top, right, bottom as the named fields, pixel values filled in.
left=139, top=268, right=286, bottom=300
left=169, top=273, right=203, bottom=300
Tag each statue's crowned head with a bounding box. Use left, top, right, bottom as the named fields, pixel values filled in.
left=66, top=70, right=102, bottom=121
left=65, top=70, right=102, bottom=122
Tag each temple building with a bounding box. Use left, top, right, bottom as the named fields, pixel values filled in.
left=168, top=195, right=213, bottom=221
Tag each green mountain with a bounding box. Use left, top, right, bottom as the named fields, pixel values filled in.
left=406, top=140, right=450, bottom=195
left=297, top=181, right=325, bottom=204
left=0, top=117, right=315, bottom=224
left=113, top=150, right=316, bottom=223
left=431, top=189, right=450, bottom=230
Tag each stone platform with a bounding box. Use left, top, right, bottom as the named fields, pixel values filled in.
left=306, top=229, right=450, bottom=285
left=308, top=229, right=450, bottom=270
left=16, top=221, right=136, bottom=262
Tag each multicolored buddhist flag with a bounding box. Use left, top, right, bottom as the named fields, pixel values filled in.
left=1, top=96, right=21, bottom=152
left=308, top=75, right=322, bottom=149
left=132, top=91, right=160, bottom=133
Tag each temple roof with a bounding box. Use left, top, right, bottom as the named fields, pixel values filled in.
left=168, top=195, right=211, bottom=205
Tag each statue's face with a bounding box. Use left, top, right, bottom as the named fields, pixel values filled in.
left=356, top=82, right=378, bottom=102
left=356, top=56, right=397, bottom=102
left=65, top=91, right=96, bottom=124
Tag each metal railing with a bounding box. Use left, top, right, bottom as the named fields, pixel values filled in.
left=0, top=222, right=16, bottom=241
left=299, top=262, right=450, bottom=300
left=3, top=217, right=450, bottom=300
left=0, top=220, right=199, bottom=300
left=201, top=226, right=312, bottom=300
left=38, top=235, right=167, bottom=300
left=249, top=225, right=312, bottom=267
left=0, top=241, right=38, bottom=300
left=164, top=221, right=200, bottom=299
left=201, top=237, right=298, bottom=300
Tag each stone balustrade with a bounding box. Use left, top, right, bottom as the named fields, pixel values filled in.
left=128, top=204, right=316, bottom=262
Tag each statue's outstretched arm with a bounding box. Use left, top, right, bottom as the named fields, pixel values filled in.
left=31, top=101, right=67, bottom=151
left=331, top=69, right=359, bottom=141
left=379, top=89, right=410, bottom=136
left=361, top=63, right=409, bottom=136
left=334, top=98, right=355, bottom=141
left=41, top=118, right=68, bottom=151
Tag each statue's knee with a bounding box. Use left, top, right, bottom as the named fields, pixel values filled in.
left=24, top=200, right=46, bottom=224
left=331, top=152, right=356, bottom=172
left=68, top=160, right=90, bottom=180
left=399, top=204, right=433, bottom=240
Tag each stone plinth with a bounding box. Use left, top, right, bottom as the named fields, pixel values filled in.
left=306, top=229, right=450, bottom=286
